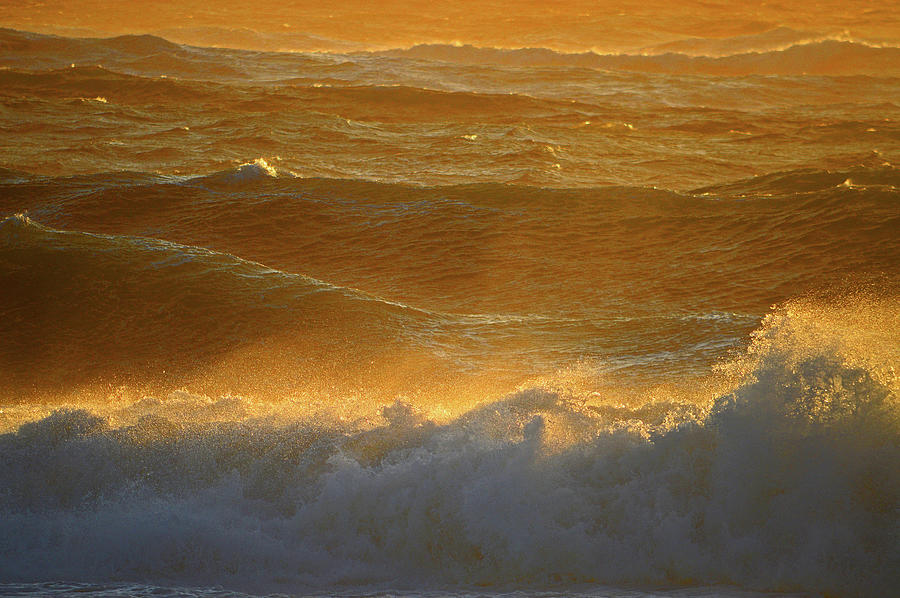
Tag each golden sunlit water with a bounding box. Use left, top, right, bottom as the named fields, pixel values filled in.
left=0, top=2, right=898, bottom=598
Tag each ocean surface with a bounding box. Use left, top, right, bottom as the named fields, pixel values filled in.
left=0, top=20, right=898, bottom=598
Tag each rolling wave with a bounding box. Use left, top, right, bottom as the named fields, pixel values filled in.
left=3, top=163, right=898, bottom=315
left=0, top=64, right=604, bottom=126
left=2, top=162, right=898, bottom=405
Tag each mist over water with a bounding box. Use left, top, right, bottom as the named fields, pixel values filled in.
left=0, top=7, right=899, bottom=598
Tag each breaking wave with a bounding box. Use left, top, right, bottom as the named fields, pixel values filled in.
left=0, top=293, right=897, bottom=596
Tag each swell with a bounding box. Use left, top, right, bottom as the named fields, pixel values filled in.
left=0, top=294, right=897, bottom=595
left=0, top=27, right=359, bottom=85
left=0, top=209, right=729, bottom=403
left=4, top=162, right=898, bottom=316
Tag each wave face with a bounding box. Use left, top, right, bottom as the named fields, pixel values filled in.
left=0, top=24, right=899, bottom=598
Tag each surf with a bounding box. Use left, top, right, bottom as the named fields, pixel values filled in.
left=0, top=293, right=896, bottom=596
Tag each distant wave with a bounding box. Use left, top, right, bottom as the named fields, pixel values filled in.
left=0, top=27, right=181, bottom=55
left=640, top=26, right=899, bottom=57
left=5, top=159, right=897, bottom=206
left=0, top=65, right=224, bottom=103
left=246, top=154, right=897, bottom=198
left=0, top=28, right=255, bottom=79
left=4, top=29, right=897, bottom=190
left=152, top=25, right=368, bottom=53
left=382, top=40, right=900, bottom=76
left=3, top=28, right=900, bottom=79
left=0, top=64, right=599, bottom=121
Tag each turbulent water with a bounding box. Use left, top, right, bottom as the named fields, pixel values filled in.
left=0, top=22, right=899, bottom=598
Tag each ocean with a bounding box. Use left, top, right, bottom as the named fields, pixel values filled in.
left=0, top=9, right=898, bottom=598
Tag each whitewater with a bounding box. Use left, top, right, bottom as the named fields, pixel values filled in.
left=0, top=11, right=898, bottom=598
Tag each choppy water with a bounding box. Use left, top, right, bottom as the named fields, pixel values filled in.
left=0, top=20, right=898, bottom=598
